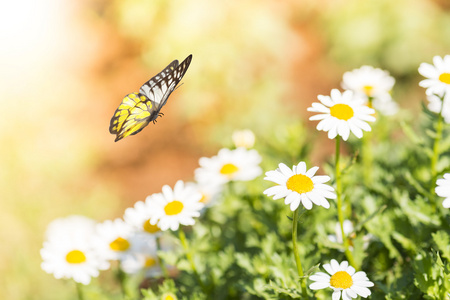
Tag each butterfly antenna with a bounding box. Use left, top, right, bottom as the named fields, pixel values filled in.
left=174, top=82, right=185, bottom=91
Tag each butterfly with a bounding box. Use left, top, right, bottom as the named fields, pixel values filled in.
left=109, top=54, right=193, bottom=142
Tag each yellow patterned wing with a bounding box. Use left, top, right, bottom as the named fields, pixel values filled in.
left=109, top=93, right=153, bottom=142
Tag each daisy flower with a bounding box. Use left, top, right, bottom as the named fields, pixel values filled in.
left=342, top=65, right=397, bottom=115
left=94, top=218, right=136, bottom=261
left=186, top=181, right=223, bottom=208
left=148, top=180, right=204, bottom=231
left=232, top=129, right=256, bottom=149
left=328, top=220, right=354, bottom=245
left=436, top=173, right=450, bottom=208
left=41, top=235, right=109, bottom=285
left=427, top=94, right=450, bottom=124
left=44, top=215, right=97, bottom=242
left=263, top=162, right=336, bottom=211
left=119, top=233, right=162, bottom=276
left=309, top=259, right=374, bottom=299
left=328, top=220, right=373, bottom=251
left=161, top=293, right=177, bottom=300
left=195, top=148, right=262, bottom=186
left=124, top=199, right=162, bottom=236
left=308, top=89, right=376, bottom=141
left=418, top=55, right=450, bottom=98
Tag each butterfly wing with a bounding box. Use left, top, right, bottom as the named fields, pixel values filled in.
left=109, top=93, right=154, bottom=142
left=109, top=54, right=193, bottom=142
left=140, top=54, right=193, bottom=122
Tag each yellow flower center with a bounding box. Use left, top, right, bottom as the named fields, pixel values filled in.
left=65, top=250, right=86, bottom=264
left=143, top=219, right=160, bottom=233
left=330, top=104, right=354, bottom=121
left=164, top=200, right=184, bottom=216
left=286, top=174, right=314, bottom=194
left=439, top=73, right=450, bottom=84
left=162, top=294, right=176, bottom=300
left=220, top=163, right=239, bottom=176
left=109, top=237, right=130, bottom=252
left=330, top=271, right=353, bottom=289
left=199, top=194, right=208, bottom=203
left=363, top=85, right=373, bottom=96
left=144, top=257, right=157, bottom=268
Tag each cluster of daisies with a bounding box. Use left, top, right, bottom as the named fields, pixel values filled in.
left=41, top=55, right=450, bottom=299
left=41, top=129, right=263, bottom=286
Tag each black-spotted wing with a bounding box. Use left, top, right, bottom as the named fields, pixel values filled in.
left=109, top=54, right=192, bottom=142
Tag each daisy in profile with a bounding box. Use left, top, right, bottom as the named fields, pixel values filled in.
left=232, top=129, right=256, bottom=149
left=148, top=180, right=204, bottom=231
left=186, top=181, right=223, bottom=208
left=436, top=173, right=450, bottom=208
left=94, top=218, right=136, bottom=261
left=308, top=89, right=376, bottom=141
left=309, top=259, right=374, bottom=299
left=195, top=148, right=262, bottom=185
left=419, top=55, right=450, bottom=98
left=124, top=199, right=162, bottom=236
left=263, top=162, right=336, bottom=211
left=342, top=65, right=397, bottom=115
left=161, top=292, right=177, bottom=300
left=41, top=235, right=109, bottom=285
left=427, top=94, right=450, bottom=124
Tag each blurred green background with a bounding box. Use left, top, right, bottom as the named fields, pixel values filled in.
left=0, top=0, right=449, bottom=298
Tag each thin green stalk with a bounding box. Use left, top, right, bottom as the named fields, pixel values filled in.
left=335, top=136, right=356, bottom=268
left=178, top=229, right=207, bottom=293
left=430, top=94, right=445, bottom=211
left=76, top=282, right=84, bottom=300
left=117, top=263, right=128, bottom=298
left=363, top=96, right=374, bottom=184
left=156, top=236, right=170, bottom=279
left=292, top=207, right=308, bottom=299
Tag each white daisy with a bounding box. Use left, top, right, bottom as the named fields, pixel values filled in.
left=419, top=55, right=450, bottom=98
left=427, top=94, right=450, bottom=124
left=328, top=220, right=354, bottom=245
left=328, top=220, right=373, bottom=251
left=263, top=162, right=336, bottom=211
left=232, top=129, right=256, bottom=149
left=186, top=181, right=223, bottom=208
left=436, top=173, right=450, bottom=208
left=308, top=89, right=376, bottom=141
left=94, top=218, right=135, bottom=261
left=120, top=233, right=161, bottom=276
left=44, top=215, right=97, bottom=242
left=40, top=235, right=109, bottom=285
left=148, top=180, right=204, bottom=231
left=124, top=199, right=162, bottom=236
left=342, top=65, right=397, bottom=115
left=309, top=259, right=374, bottom=300
left=195, top=148, right=262, bottom=186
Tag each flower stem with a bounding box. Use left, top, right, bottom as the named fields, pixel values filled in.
left=178, top=229, right=207, bottom=293
left=430, top=95, right=445, bottom=211
left=75, top=282, right=84, bottom=300
left=117, top=263, right=128, bottom=298
left=335, top=136, right=356, bottom=268
left=292, top=207, right=308, bottom=299
left=156, top=236, right=170, bottom=279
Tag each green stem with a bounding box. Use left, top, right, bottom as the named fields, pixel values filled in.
left=292, top=207, right=308, bottom=299
left=430, top=95, right=445, bottom=211
left=156, top=236, right=170, bottom=279
left=178, top=229, right=207, bottom=293
left=75, top=282, right=84, bottom=300
left=335, top=136, right=356, bottom=268
left=117, top=263, right=128, bottom=298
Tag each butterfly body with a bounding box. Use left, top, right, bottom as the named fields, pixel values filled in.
left=110, top=55, right=192, bottom=142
